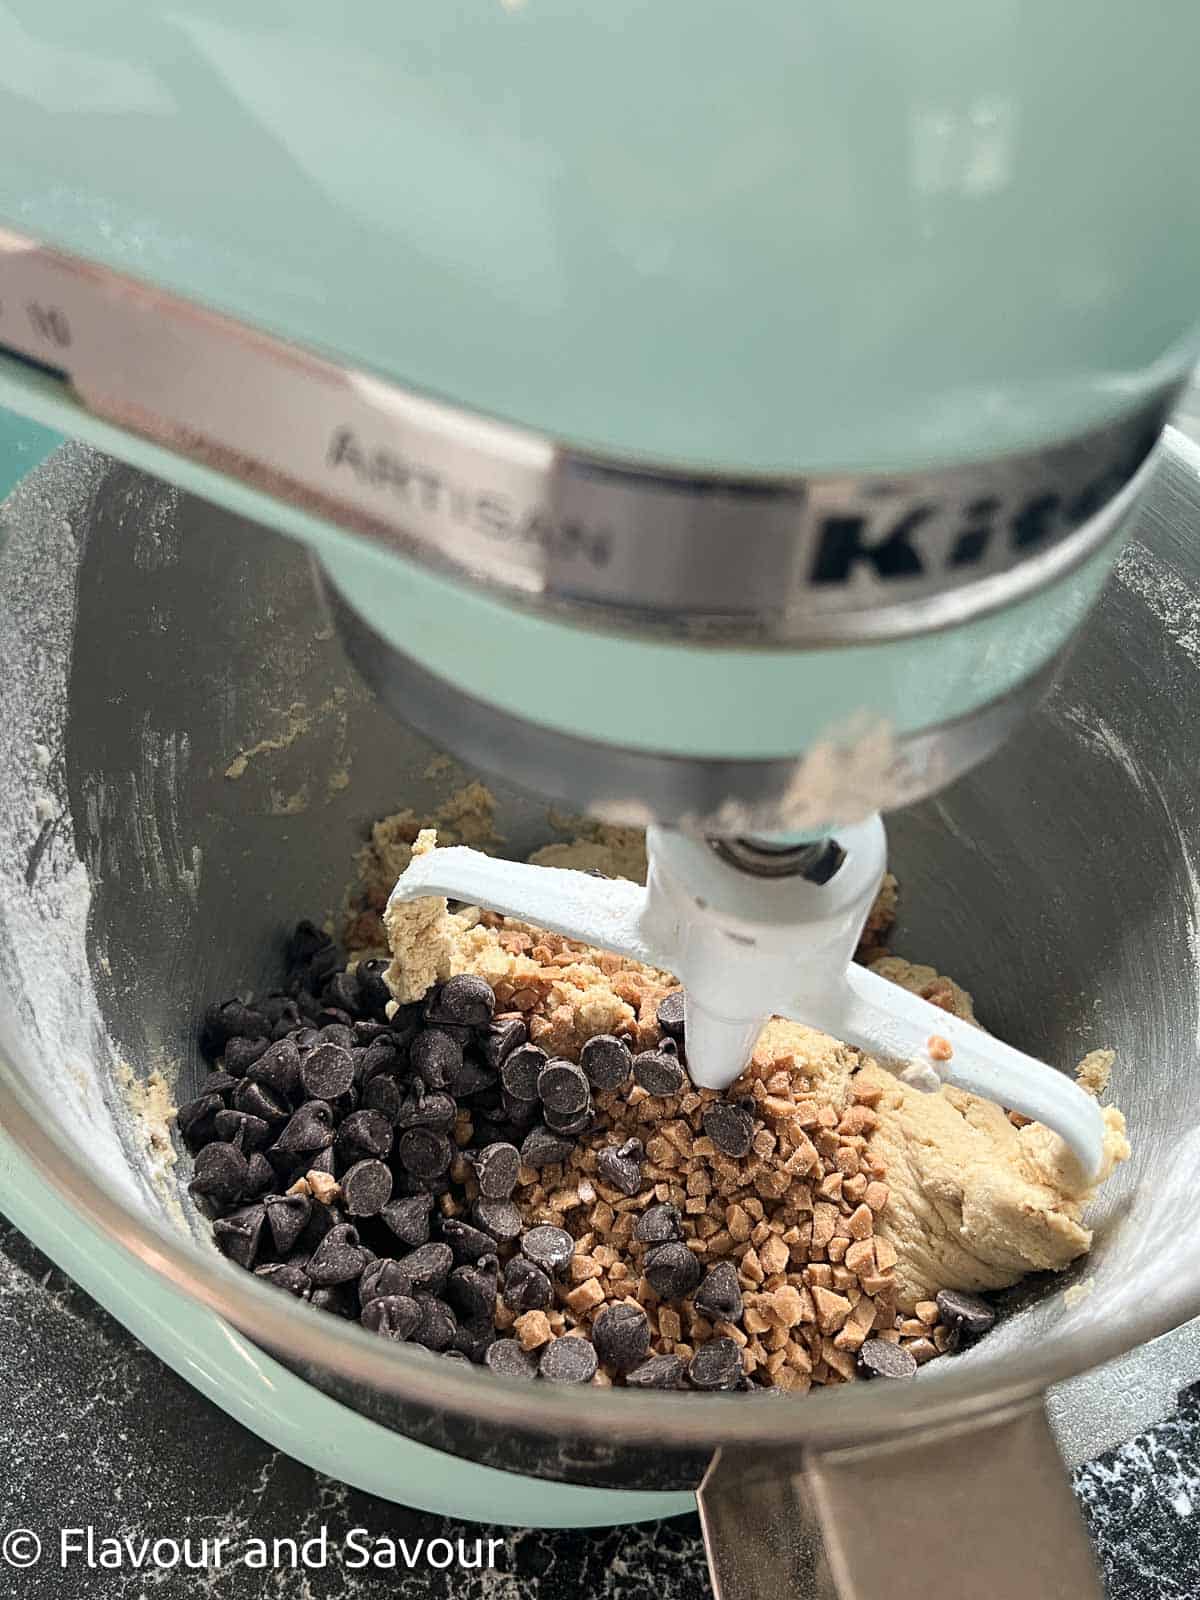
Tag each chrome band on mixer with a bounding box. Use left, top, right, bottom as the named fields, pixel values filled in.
left=0, top=227, right=1178, bottom=646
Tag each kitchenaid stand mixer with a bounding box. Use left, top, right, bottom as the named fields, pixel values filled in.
left=3, top=5, right=1200, bottom=1597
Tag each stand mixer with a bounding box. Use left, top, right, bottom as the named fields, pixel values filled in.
left=3, top=5, right=1200, bottom=1597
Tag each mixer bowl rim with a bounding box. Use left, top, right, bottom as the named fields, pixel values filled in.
left=1, top=1052, right=1191, bottom=1457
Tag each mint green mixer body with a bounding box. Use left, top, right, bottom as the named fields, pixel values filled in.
left=2, top=0, right=1200, bottom=1527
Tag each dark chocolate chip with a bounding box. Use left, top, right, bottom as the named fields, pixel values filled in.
left=500, top=1044, right=547, bottom=1103
left=362, top=1074, right=402, bottom=1121
left=323, top=969, right=362, bottom=1018
left=473, top=1197, right=523, bottom=1242
left=213, top=1204, right=266, bottom=1269
left=306, top=1223, right=368, bottom=1286
left=656, top=989, right=687, bottom=1039
left=448, top=1260, right=499, bottom=1322
left=484, top=1339, right=540, bottom=1380
left=359, top=1258, right=416, bottom=1305
left=203, top=1071, right=240, bottom=1098
left=394, top=1092, right=457, bottom=1132
left=242, top=1151, right=276, bottom=1197
left=287, top=919, right=334, bottom=968
left=355, top=958, right=393, bottom=1020
left=396, top=1243, right=454, bottom=1297
left=520, top=1224, right=575, bottom=1275
left=634, top=1203, right=683, bottom=1245
left=247, top=1037, right=302, bottom=1100
left=440, top=1218, right=497, bottom=1264
left=537, top=1059, right=591, bottom=1117
left=341, top=1158, right=394, bottom=1217
left=297, top=1197, right=342, bottom=1253
left=304, top=1146, right=337, bottom=1179
left=625, top=1354, right=685, bottom=1389
left=357, top=1038, right=402, bottom=1083
left=264, top=1192, right=312, bottom=1255
left=300, top=1042, right=355, bottom=1101
left=520, top=1125, right=576, bottom=1169
left=411, top=1029, right=462, bottom=1091
left=255, top=1261, right=311, bottom=1298
left=397, top=1127, right=453, bottom=1183
left=597, top=1137, right=644, bottom=1197
left=448, top=1056, right=495, bottom=1098
left=858, top=1339, right=919, bottom=1380
left=693, top=1260, right=743, bottom=1324
left=222, top=1034, right=270, bottom=1075
left=473, top=1141, right=521, bottom=1200
left=428, top=974, right=496, bottom=1027
left=381, top=1193, right=433, bottom=1249
left=539, top=1336, right=598, bottom=1384
left=232, top=1079, right=289, bottom=1125
left=688, top=1337, right=743, bottom=1390
left=202, top=1000, right=269, bottom=1059
left=453, top=1315, right=498, bottom=1363
left=632, top=1050, right=687, bottom=1097
left=273, top=1100, right=335, bottom=1156
left=317, top=1021, right=356, bottom=1050
left=412, top=1294, right=457, bottom=1351
left=703, top=1100, right=756, bottom=1159
left=502, top=1256, right=553, bottom=1313
left=592, top=1302, right=650, bottom=1372
left=361, top=1294, right=421, bottom=1340
left=543, top=1105, right=595, bottom=1137
left=189, top=1141, right=248, bottom=1207
left=482, top=1014, right=527, bottom=1070
left=309, top=1284, right=356, bottom=1317
left=935, top=1289, right=997, bottom=1339
left=336, top=1108, right=394, bottom=1164
left=644, top=1240, right=702, bottom=1300
left=176, top=1093, right=224, bottom=1150
left=579, top=1033, right=633, bottom=1091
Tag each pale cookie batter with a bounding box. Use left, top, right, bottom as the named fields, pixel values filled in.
left=382, top=826, right=1129, bottom=1315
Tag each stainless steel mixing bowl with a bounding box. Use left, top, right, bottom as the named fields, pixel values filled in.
left=3, top=431, right=1200, bottom=1598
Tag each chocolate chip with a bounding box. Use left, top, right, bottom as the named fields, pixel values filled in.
left=396, top=1243, right=454, bottom=1297
left=473, top=1141, right=521, bottom=1199
left=341, top=1158, right=394, bottom=1217
left=222, top=1035, right=270, bottom=1075
left=213, top=1204, right=265, bottom=1269
left=537, top=1059, right=591, bottom=1117
left=500, top=1044, right=547, bottom=1103
left=189, top=1141, right=248, bottom=1207
left=625, top=1354, right=685, bottom=1389
left=381, top=1193, right=433, bottom=1249
left=634, top=1203, right=683, bottom=1244
left=644, top=1240, right=702, bottom=1300
left=543, top=1104, right=595, bottom=1138
left=203, top=1071, right=240, bottom=1098
left=324, top=969, right=362, bottom=1018
left=412, top=1294, right=457, bottom=1351
left=177, top=1093, right=224, bottom=1150
left=441, top=1218, right=498, bottom=1264
left=484, top=1339, right=540, bottom=1380
left=579, top=1033, right=634, bottom=1092
left=448, top=1260, right=499, bottom=1321
left=202, top=999, right=269, bottom=1058
left=307, top=1223, right=368, bottom=1285
left=394, top=1091, right=457, bottom=1132
left=273, top=1100, right=335, bottom=1156
left=688, top=1337, right=743, bottom=1390
left=693, top=1260, right=743, bottom=1324
left=482, top=1014, right=527, bottom=1069
left=597, top=1139, right=644, bottom=1197
left=359, top=1258, right=415, bottom=1305
left=255, top=1261, right=311, bottom=1298
left=362, top=1074, right=402, bottom=1121
left=473, top=1197, right=523, bottom=1242
left=309, top=1284, right=356, bottom=1317
left=453, top=1315, right=498, bottom=1363
left=858, top=1339, right=919, bottom=1379
left=336, top=1108, right=394, bottom=1164
left=632, top=1050, right=686, bottom=1097
left=287, top=919, right=334, bottom=969
left=318, top=1021, right=356, bottom=1050
left=411, top=1029, right=462, bottom=1090
left=305, top=1146, right=337, bottom=1179
left=703, top=1100, right=756, bottom=1159
left=448, top=1057, right=495, bottom=1098
left=540, top=1336, right=598, bottom=1384
left=397, top=1127, right=452, bottom=1183
left=264, top=1192, right=312, bottom=1255
left=428, top=974, right=496, bottom=1027
left=935, top=1289, right=997, bottom=1339
left=300, top=1042, right=355, bottom=1101
left=242, top=1151, right=276, bottom=1197
left=520, top=1125, right=575, bottom=1168
left=355, top=958, right=394, bottom=1020
left=297, top=1197, right=342, bottom=1253
left=656, top=990, right=687, bottom=1040
left=502, top=1256, right=553, bottom=1313
left=247, top=1037, right=302, bottom=1100
left=232, top=1079, right=289, bottom=1125
left=520, top=1224, right=575, bottom=1275
left=592, top=1302, right=650, bottom=1372
left=362, top=1294, right=421, bottom=1340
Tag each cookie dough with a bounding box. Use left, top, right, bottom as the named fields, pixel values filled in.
left=382, top=827, right=1129, bottom=1313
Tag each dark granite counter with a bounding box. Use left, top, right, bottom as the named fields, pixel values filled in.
left=1, top=1218, right=1196, bottom=1598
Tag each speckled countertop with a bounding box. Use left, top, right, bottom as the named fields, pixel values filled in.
left=1, top=1218, right=1196, bottom=1600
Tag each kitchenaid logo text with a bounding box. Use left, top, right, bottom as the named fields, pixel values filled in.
left=327, top=427, right=614, bottom=569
